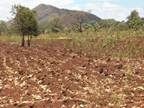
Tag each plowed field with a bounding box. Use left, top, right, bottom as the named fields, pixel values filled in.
left=0, top=41, right=143, bottom=108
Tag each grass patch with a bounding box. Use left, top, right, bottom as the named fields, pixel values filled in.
left=0, top=35, right=21, bottom=42
left=1, top=30, right=144, bottom=59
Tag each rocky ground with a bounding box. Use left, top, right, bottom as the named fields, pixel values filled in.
left=0, top=41, right=143, bottom=108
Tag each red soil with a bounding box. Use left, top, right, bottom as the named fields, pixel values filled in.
left=0, top=41, right=143, bottom=108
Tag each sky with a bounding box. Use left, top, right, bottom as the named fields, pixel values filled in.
left=0, top=0, right=144, bottom=21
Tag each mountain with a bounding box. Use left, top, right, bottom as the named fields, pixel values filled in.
left=33, top=4, right=101, bottom=26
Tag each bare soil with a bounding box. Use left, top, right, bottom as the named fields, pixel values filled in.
left=0, top=41, right=143, bottom=108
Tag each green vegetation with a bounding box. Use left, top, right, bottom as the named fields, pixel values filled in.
left=40, top=17, right=64, bottom=33
left=0, top=5, right=144, bottom=59
left=127, top=10, right=143, bottom=31
left=12, top=5, right=39, bottom=47
left=1, top=30, right=144, bottom=59
left=0, top=21, right=8, bottom=35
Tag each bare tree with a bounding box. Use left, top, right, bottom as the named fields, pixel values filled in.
left=71, top=12, right=86, bottom=32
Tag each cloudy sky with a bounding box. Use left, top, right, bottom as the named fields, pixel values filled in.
left=0, top=0, right=144, bottom=21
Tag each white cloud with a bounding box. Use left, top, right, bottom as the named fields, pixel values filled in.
left=12, top=0, right=75, bottom=9
left=0, top=0, right=75, bottom=21
left=82, top=1, right=144, bottom=21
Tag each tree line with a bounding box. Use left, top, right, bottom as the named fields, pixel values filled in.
left=0, top=5, right=144, bottom=47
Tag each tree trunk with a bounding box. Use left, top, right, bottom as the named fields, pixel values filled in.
left=27, top=35, right=32, bottom=47
left=27, top=35, right=30, bottom=47
left=21, top=34, right=25, bottom=47
left=79, top=22, right=83, bottom=32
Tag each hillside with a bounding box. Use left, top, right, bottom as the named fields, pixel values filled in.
left=33, top=4, right=101, bottom=26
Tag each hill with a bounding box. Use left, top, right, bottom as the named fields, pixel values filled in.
left=33, top=4, right=101, bottom=26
